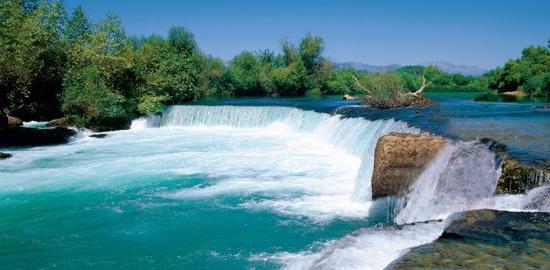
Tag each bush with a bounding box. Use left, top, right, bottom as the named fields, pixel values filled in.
left=137, top=95, right=167, bottom=116
left=524, top=73, right=550, bottom=97
left=62, top=67, right=129, bottom=130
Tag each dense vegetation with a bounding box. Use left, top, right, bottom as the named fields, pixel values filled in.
left=1, top=1, right=548, bottom=130
left=488, top=45, right=550, bottom=96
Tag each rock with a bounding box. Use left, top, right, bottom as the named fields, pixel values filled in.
left=0, top=127, right=76, bottom=147
left=497, top=158, right=550, bottom=194
left=342, top=95, right=358, bottom=100
left=372, top=132, right=446, bottom=199
left=387, top=210, right=550, bottom=270
left=533, top=104, right=550, bottom=111
left=0, top=152, right=12, bottom=159
left=2, top=108, right=22, bottom=127
left=47, top=117, right=69, bottom=128
left=89, top=133, right=108, bottom=138
left=7, top=115, right=22, bottom=127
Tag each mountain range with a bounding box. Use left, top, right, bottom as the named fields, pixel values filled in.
left=335, top=60, right=488, bottom=76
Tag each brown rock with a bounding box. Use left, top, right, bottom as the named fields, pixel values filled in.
left=7, top=115, right=22, bottom=127
left=496, top=158, right=550, bottom=194
left=371, top=132, right=446, bottom=199
left=0, top=152, right=12, bottom=159
left=47, top=117, right=69, bottom=128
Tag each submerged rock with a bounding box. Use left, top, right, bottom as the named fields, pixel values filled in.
left=0, top=127, right=76, bottom=147
left=371, top=132, right=446, bottom=199
left=387, top=209, right=550, bottom=270
left=89, top=133, right=108, bottom=138
left=497, top=158, right=550, bottom=194
left=0, top=152, right=12, bottom=159
left=533, top=104, right=550, bottom=111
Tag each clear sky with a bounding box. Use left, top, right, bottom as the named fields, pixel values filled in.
left=64, top=0, right=550, bottom=69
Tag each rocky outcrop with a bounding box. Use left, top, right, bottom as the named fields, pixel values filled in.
left=0, top=152, right=12, bottom=159
left=47, top=117, right=69, bottom=128
left=0, top=127, right=76, bottom=147
left=7, top=115, right=22, bottom=127
left=478, top=137, right=549, bottom=194
left=2, top=108, right=23, bottom=127
left=497, top=158, right=550, bottom=194
left=387, top=209, right=550, bottom=269
left=372, top=132, right=446, bottom=199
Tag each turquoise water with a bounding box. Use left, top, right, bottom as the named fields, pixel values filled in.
left=1, top=107, right=423, bottom=269
left=1, top=100, right=548, bottom=269
left=208, top=93, right=549, bottom=163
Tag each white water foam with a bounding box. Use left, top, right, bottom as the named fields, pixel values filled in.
left=132, top=105, right=418, bottom=201
left=395, top=142, right=501, bottom=224
left=253, top=222, right=445, bottom=270
left=5, top=105, right=548, bottom=269
left=22, top=121, right=48, bottom=128
left=267, top=139, right=550, bottom=270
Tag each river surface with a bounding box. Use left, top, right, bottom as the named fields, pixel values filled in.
left=0, top=93, right=548, bottom=269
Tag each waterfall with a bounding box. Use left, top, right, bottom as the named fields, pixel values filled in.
left=132, top=105, right=419, bottom=200
left=395, top=142, right=502, bottom=224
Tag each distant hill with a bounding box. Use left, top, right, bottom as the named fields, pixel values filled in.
left=334, top=62, right=401, bottom=72
left=335, top=61, right=488, bottom=76
left=421, top=61, right=488, bottom=76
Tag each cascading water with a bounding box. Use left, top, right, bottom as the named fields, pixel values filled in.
left=394, top=141, right=550, bottom=225
left=2, top=104, right=547, bottom=270
left=132, top=105, right=419, bottom=201
left=395, top=142, right=502, bottom=224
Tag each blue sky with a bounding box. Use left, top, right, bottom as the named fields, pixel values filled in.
left=64, top=0, right=550, bottom=69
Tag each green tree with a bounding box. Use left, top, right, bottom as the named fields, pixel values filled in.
left=62, top=10, right=136, bottom=129
left=156, top=26, right=204, bottom=102
left=299, top=34, right=324, bottom=72
left=0, top=0, right=67, bottom=120
left=225, top=52, right=266, bottom=96
left=524, top=72, right=550, bottom=96
left=271, top=59, right=307, bottom=96
left=489, top=46, right=550, bottom=95
left=62, top=66, right=128, bottom=130
left=64, top=6, right=89, bottom=44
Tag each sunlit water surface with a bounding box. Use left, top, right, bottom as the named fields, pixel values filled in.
left=1, top=94, right=548, bottom=269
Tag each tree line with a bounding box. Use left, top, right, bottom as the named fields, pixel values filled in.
left=1, top=1, right=548, bottom=130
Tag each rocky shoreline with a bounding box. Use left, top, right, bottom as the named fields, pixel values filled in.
left=0, top=111, right=76, bottom=158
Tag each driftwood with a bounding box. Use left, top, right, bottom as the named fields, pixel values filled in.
left=351, top=75, right=432, bottom=98
left=351, top=75, right=372, bottom=95
left=411, top=76, right=432, bottom=96
left=351, top=75, right=433, bottom=108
